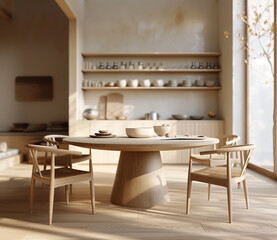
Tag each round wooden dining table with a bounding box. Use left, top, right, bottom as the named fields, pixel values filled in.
left=63, top=136, right=219, bottom=208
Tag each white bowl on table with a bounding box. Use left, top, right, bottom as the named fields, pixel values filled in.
left=126, top=127, right=155, bottom=138
left=153, top=125, right=171, bottom=137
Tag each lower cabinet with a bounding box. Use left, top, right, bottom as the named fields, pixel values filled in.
left=72, top=120, right=225, bottom=164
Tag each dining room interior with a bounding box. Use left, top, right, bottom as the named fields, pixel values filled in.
left=1, top=0, right=277, bottom=239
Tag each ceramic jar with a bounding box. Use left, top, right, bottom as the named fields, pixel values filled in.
left=145, top=111, right=160, bottom=120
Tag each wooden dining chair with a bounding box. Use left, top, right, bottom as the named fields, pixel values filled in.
left=186, top=144, right=255, bottom=223
left=190, top=135, right=240, bottom=200
left=27, top=144, right=95, bottom=225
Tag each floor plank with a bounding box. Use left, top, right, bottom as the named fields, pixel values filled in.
left=0, top=164, right=277, bottom=239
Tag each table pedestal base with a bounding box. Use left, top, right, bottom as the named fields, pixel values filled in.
left=110, top=151, right=169, bottom=208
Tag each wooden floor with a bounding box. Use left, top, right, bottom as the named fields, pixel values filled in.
left=1, top=163, right=277, bottom=240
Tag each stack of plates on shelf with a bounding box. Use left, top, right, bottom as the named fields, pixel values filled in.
left=90, top=130, right=116, bottom=138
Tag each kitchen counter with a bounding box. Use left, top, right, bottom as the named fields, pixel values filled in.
left=0, top=131, right=68, bottom=136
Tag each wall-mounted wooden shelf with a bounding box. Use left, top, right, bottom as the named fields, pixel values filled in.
left=82, top=86, right=221, bottom=91
left=82, top=69, right=221, bottom=73
left=82, top=52, right=222, bottom=57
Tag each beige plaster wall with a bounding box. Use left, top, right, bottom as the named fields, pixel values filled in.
left=218, top=0, right=246, bottom=143
left=79, top=0, right=221, bottom=121
left=83, top=0, right=219, bottom=53
left=232, top=0, right=246, bottom=144
left=0, top=0, right=68, bottom=131
left=218, top=0, right=233, bottom=135
left=64, top=0, right=85, bottom=133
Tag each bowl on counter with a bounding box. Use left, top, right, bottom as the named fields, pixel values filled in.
left=125, top=127, right=155, bottom=138
left=190, top=115, right=204, bottom=120
left=172, top=114, right=189, bottom=120
left=154, top=124, right=171, bottom=137
left=13, top=122, right=29, bottom=129
left=25, top=123, right=47, bottom=132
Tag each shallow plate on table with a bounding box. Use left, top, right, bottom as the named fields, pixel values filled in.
left=89, top=134, right=116, bottom=138
left=95, top=132, right=112, bottom=136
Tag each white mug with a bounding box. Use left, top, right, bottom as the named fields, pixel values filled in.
left=154, top=79, right=164, bottom=87
left=117, top=79, right=127, bottom=87
left=128, top=79, right=138, bottom=87
left=141, top=79, right=151, bottom=87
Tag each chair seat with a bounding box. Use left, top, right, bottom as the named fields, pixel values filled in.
left=193, top=166, right=241, bottom=178
left=33, top=167, right=92, bottom=188
left=39, top=167, right=90, bottom=179
left=191, top=166, right=244, bottom=186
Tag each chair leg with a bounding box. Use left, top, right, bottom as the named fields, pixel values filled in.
left=30, top=177, right=36, bottom=213
left=208, top=184, right=211, bottom=201
left=90, top=180, right=95, bottom=214
left=242, top=179, right=249, bottom=209
left=227, top=184, right=232, bottom=223
left=186, top=178, right=192, bottom=214
left=69, top=160, right=73, bottom=194
left=42, top=157, right=48, bottom=189
left=208, top=160, right=211, bottom=201
left=65, top=185, right=70, bottom=204
left=49, top=184, right=55, bottom=225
